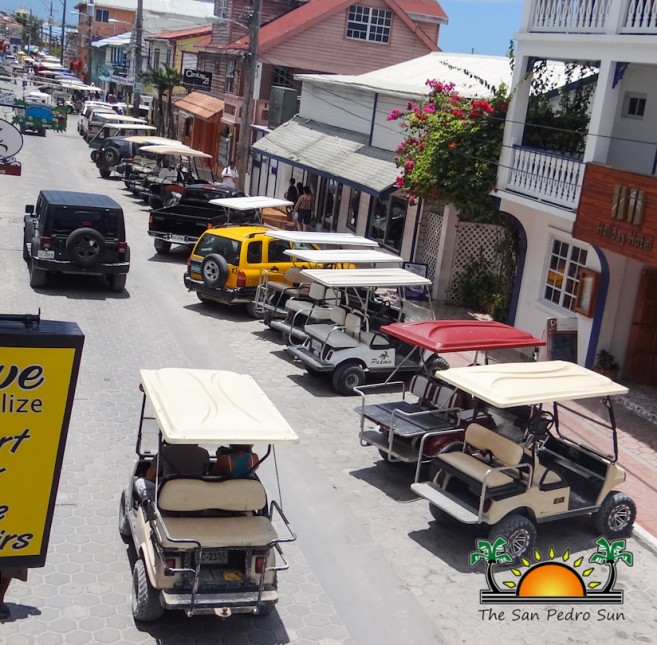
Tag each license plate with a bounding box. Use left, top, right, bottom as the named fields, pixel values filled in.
left=201, top=550, right=228, bottom=564
left=170, top=235, right=186, bottom=244
left=37, top=250, right=54, bottom=259
left=190, top=261, right=201, bottom=273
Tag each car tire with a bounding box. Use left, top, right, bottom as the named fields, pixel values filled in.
left=65, top=228, right=105, bottom=268
left=108, top=273, right=127, bottom=292
left=148, top=195, right=160, bottom=209
left=90, top=149, right=99, bottom=162
left=426, top=354, right=450, bottom=374
left=153, top=238, right=171, bottom=255
left=22, top=241, right=30, bottom=262
left=489, top=514, right=536, bottom=560
left=201, top=253, right=229, bottom=288
left=593, top=491, right=636, bottom=537
left=197, top=293, right=213, bottom=305
left=39, top=128, right=46, bottom=137
left=118, top=490, right=131, bottom=538
left=132, top=559, right=164, bottom=622
left=99, top=167, right=111, bottom=179
left=163, top=194, right=179, bottom=208
left=332, top=362, right=366, bottom=396
left=103, top=147, right=120, bottom=166
left=29, top=263, right=47, bottom=288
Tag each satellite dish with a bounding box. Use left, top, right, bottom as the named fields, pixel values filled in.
left=0, top=119, right=24, bottom=158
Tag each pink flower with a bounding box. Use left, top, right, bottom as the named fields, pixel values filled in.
left=423, top=103, right=436, bottom=114
left=451, top=109, right=464, bottom=118
left=394, top=176, right=404, bottom=188
left=404, top=159, right=415, bottom=172
left=387, top=109, right=403, bottom=121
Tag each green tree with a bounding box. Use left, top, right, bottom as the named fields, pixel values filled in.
left=140, top=64, right=182, bottom=137
left=469, top=538, right=512, bottom=593
left=13, top=12, right=44, bottom=50
left=589, top=537, right=633, bottom=593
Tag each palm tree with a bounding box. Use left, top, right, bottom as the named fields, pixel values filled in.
left=589, top=537, right=633, bottom=593
left=470, top=538, right=513, bottom=593
left=140, top=64, right=182, bottom=137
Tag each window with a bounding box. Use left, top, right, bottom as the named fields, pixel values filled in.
left=110, top=47, right=125, bottom=65
left=543, top=239, right=588, bottom=311
left=347, top=5, right=392, bottom=44
left=246, top=241, right=262, bottom=264
left=225, top=59, right=235, bottom=93
left=153, top=48, right=161, bottom=70
left=347, top=188, right=361, bottom=231
left=622, top=92, right=646, bottom=118
left=216, top=0, right=228, bottom=18
left=267, top=240, right=290, bottom=263
left=272, top=67, right=293, bottom=88
left=316, top=178, right=341, bottom=232
left=368, top=194, right=406, bottom=251
left=95, top=9, right=109, bottom=23
left=165, top=49, right=171, bottom=68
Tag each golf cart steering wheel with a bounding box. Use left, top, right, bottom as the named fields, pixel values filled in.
left=526, top=410, right=555, bottom=445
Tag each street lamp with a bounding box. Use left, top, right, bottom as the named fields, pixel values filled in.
left=208, top=0, right=262, bottom=192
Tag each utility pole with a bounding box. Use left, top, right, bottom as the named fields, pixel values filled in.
left=132, top=0, right=143, bottom=118
left=60, top=0, right=67, bottom=65
left=235, top=0, right=262, bottom=192
left=86, top=0, right=93, bottom=85
left=48, top=0, right=53, bottom=49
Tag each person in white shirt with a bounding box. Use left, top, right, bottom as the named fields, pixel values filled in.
left=221, top=162, right=238, bottom=188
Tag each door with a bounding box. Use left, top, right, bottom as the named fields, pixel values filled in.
left=624, top=268, right=657, bottom=384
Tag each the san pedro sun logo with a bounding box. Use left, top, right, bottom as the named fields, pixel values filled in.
left=470, top=537, right=633, bottom=604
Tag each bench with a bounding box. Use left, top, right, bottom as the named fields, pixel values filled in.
left=154, top=478, right=278, bottom=549
left=434, top=424, right=530, bottom=498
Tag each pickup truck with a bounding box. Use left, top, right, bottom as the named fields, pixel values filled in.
left=147, top=184, right=259, bottom=254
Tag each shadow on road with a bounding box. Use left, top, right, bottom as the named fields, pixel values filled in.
left=349, top=460, right=420, bottom=502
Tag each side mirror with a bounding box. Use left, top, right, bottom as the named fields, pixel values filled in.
left=25, top=204, right=34, bottom=215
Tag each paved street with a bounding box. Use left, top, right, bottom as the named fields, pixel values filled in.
left=1, top=97, right=656, bottom=644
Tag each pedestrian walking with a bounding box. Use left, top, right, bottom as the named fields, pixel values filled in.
left=284, top=177, right=299, bottom=221
left=221, top=161, right=239, bottom=188
left=0, top=567, right=28, bottom=620
left=293, top=186, right=315, bottom=232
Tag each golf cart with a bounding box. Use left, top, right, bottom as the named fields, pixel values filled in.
left=119, top=368, right=299, bottom=621
left=355, top=320, right=545, bottom=479
left=266, top=248, right=405, bottom=342
left=286, top=268, right=433, bottom=394
left=411, top=361, right=636, bottom=558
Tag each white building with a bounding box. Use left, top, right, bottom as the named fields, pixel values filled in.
left=495, top=0, right=657, bottom=384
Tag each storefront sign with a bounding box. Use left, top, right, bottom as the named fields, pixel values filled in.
left=574, top=163, right=657, bottom=267
left=183, top=68, right=212, bottom=90
left=0, top=315, right=84, bottom=568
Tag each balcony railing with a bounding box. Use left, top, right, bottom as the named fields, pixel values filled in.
left=528, top=0, right=657, bottom=35
left=504, top=146, right=584, bottom=210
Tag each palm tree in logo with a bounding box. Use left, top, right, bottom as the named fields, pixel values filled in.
left=379, top=350, right=390, bottom=361
left=588, top=537, right=633, bottom=593
left=470, top=538, right=513, bottom=593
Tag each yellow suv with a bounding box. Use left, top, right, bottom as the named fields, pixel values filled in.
left=184, top=226, right=312, bottom=315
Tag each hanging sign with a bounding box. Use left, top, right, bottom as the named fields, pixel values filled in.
left=182, top=68, right=212, bottom=89
left=0, top=314, right=84, bottom=568
left=0, top=117, right=23, bottom=176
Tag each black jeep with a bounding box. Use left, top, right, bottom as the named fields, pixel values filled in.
left=91, top=136, right=137, bottom=179
left=23, top=190, right=130, bottom=291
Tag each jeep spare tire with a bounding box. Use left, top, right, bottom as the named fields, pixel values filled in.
left=201, top=253, right=229, bottom=288
left=90, top=149, right=99, bottom=162
left=66, top=228, right=105, bottom=268
left=103, top=147, right=120, bottom=166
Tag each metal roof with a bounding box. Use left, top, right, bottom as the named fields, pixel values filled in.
left=435, top=361, right=629, bottom=407
left=252, top=116, right=398, bottom=196
left=140, top=369, right=299, bottom=445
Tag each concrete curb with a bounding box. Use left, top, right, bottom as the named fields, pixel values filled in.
left=632, top=523, right=657, bottom=556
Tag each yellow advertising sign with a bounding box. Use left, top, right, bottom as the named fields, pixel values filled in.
left=0, top=318, right=84, bottom=568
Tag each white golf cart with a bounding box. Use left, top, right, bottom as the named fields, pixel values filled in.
left=355, top=320, right=545, bottom=479
left=286, top=267, right=433, bottom=394
left=119, top=368, right=299, bottom=620
left=411, top=361, right=636, bottom=558
left=267, top=248, right=405, bottom=343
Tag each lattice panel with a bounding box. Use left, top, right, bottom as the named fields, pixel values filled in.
left=447, top=222, right=506, bottom=303
left=414, top=206, right=444, bottom=283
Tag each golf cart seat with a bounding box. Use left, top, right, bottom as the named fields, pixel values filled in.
left=155, top=477, right=278, bottom=549
left=266, top=267, right=309, bottom=295
left=159, top=444, right=210, bottom=478
left=304, top=306, right=349, bottom=342
left=435, top=423, right=529, bottom=496
left=286, top=284, right=340, bottom=315
left=315, top=311, right=363, bottom=349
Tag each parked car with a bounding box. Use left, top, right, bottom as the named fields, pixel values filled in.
left=411, top=361, right=637, bottom=558
left=183, top=224, right=315, bottom=316
left=23, top=190, right=130, bottom=291
left=120, top=367, right=299, bottom=620
left=148, top=184, right=254, bottom=254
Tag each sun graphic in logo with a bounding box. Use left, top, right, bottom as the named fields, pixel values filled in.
left=471, top=537, right=632, bottom=604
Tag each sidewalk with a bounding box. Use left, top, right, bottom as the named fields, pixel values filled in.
left=406, top=301, right=657, bottom=546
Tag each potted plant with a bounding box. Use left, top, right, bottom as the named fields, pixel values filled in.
left=594, top=350, right=620, bottom=379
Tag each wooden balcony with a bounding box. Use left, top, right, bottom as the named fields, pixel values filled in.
left=221, top=95, right=269, bottom=127
left=528, top=0, right=657, bottom=35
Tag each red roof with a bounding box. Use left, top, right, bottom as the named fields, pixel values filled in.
left=149, top=24, right=212, bottom=41
left=396, top=0, right=448, bottom=22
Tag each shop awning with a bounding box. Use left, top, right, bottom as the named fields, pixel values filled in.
left=251, top=116, right=399, bottom=196
left=174, top=91, right=224, bottom=120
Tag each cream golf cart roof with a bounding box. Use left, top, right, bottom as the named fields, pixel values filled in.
left=140, top=369, right=299, bottom=444
left=268, top=231, right=379, bottom=247
left=209, top=196, right=293, bottom=210
left=435, top=361, right=629, bottom=408
left=97, top=113, right=148, bottom=124
left=101, top=124, right=156, bottom=133
left=124, top=135, right=185, bottom=145
left=139, top=144, right=211, bottom=158
left=283, top=249, right=404, bottom=264
left=300, top=267, right=431, bottom=287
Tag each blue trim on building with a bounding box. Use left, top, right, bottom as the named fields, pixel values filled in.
left=586, top=247, right=609, bottom=368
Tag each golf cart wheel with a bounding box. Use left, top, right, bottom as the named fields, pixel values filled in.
left=429, top=503, right=459, bottom=525
left=90, top=150, right=99, bottom=162
left=426, top=354, right=450, bottom=374
left=118, top=490, right=131, bottom=538
left=332, top=362, right=366, bottom=396
left=99, top=167, right=111, bottom=179
left=246, top=301, right=263, bottom=319
left=424, top=442, right=464, bottom=483
left=593, top=491, right=636, bottom=537
left=489, top=514, right=536, bottom=560
left=132, top=559, right=164, bottom=622
left=201, top=253, right=229, bottom=288
left=153, top=238, right=171, bottom=255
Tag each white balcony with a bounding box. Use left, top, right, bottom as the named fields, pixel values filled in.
left=504, top=146, right=584, bottom=210
left=528, top=0, right=657, bottom=35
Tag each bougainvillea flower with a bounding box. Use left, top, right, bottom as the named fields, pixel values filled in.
left=387, top=109, right=403, bottom=121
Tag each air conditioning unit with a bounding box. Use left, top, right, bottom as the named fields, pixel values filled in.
left=268, top=86, right=298, bottom=129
